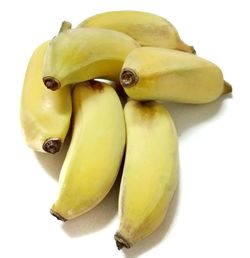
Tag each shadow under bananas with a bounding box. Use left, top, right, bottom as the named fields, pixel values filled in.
left=61, top=168, right=123, bottom=236
left=164, top=93, right=232, bottom=137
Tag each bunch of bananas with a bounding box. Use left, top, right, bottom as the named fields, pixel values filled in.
left=20, top=11, right=232, bottom=249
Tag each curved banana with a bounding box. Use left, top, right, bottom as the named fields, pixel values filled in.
left=77, top=10, right=195, bottom=53
left=20, top=41, right=72, bottom=154
left=50, top=81, right=126, bottom=221
left=43, top=27, right=140, bottom=90
left=120, top=47, right=232, bottom=104
left=115, top=100, right=178, bottom=249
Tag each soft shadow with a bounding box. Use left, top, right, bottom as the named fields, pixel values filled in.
left=122, top=175, right=180, bottom=258
left=163, top=93, right=232, bottom=136
left=62, top=170, right=122, bottom=236
left=34, top=131, right=71, bottom=180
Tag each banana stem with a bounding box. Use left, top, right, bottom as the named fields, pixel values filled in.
left=50, top=209, right=67, bottom=222
left=43, top=76, right=61, bottom=90
left=59, top=21, right=72, bottom=33
left=120, top=68, right=139, bottom=88
left=176, top=39, right=196, bottom=54
left=114, top=233, right=131, bottom=250
left=42, top=138, right=62, bottom=154
left=223, top=81, right=233, bottom=94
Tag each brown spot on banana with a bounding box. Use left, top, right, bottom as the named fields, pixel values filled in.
left=89, top=80, right=104, bottom=91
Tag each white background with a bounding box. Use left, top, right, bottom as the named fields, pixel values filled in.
left=1, top=0, right=250, bottom=257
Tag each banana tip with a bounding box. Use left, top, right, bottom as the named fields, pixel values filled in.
left=42, top=138, right=62, bottom=154
left=50, top=209, right=67, bottom=222
left=59, top=21, right=72, bottom=33
left=120, top=68, right=139, bottom=88
left=43, top=76, right=61, bottom=90
left=191, top=46, right=196, bottom=54
left=114, top=233, right=131, bottom=250
left=223, top=81, right=233, bottom=94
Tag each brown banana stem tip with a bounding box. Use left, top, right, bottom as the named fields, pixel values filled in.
left=50, top=209, right=67, bottom=222
left=59, top=21, right=72, bottom=33
left=120, top=68, right=139, bottom=88
left=114, top=233, right=131, bottom=250
left=223, top=81, right=233, bottom=94
left=43, top=76, right=61, bottom=90
left=42, top=138, right=62, bottom=154
left=191, top=46, right=196, bottom=54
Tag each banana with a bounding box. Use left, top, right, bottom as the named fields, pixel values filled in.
left=20, top=41, right=72, bottom=154
left=95, top=79, right=128, bottom=105
left=77, top=10, right=195, bottom=53
left=42, top=27, right=140, bottom=90
left=115, top=100, right=178, bottom=249
left=120, top=47, right=232, bottom=104
left=50, top=81, right=126, bottom=221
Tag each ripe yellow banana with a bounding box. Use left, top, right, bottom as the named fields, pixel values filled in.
left=120, top=47, right=232, bottom=104
left=20, top=41, right=72, bottom=154
left=43, top=27, right=140, bottom=90
left=115, top=100, right=178, bottom=249
left=97, top=79, right=128, bottom=105
left=77, top=10, right=195, bottom=53
left=50, top=81, right=126, bottom=221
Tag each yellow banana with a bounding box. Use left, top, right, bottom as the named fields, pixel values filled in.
left=50, top=81, right=126, bottom=221
left=115, top=100, right=178, bottom=249
left=20, top=41, right=72, bottom=154
left=77, top=10, right=195, bottom=53
left=95, top=79, right=127, bottom=103
left=120, top=47, right=232, bottom=104
left=42, top=27, right=140, bottom=90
